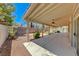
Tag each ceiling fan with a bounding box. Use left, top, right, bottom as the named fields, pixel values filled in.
left=51, top=19, right=57, bottom=27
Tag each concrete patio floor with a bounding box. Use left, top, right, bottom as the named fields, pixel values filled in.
left=24, top=33, right=77, bottom=56
left=23, top=42, right=56, bottom=56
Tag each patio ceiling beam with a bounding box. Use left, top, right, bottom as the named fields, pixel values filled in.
left=52, top=14, right=71, bottom=22
left=24, top=3, right=40, bottom=20
left=30, top=20, right=52, bottom=26
left=35, top=4, right=75, bottom=21
left=31, top=4, right=61, bottom=21
left=29, top=4, right=61, bottom=21
left=29, top=4, right=57, bottom=21
left=26, top=15, right=70, bottom=27
left=24, top=4, right=60, bottom=21
left=24, top=4, right=56, bottom=20
left=33, top=15, right=70, bottom=26
left=72, top=4, right=79, bottom=17
left=28, top=4, right=48, bottom=20
left=24, top=4, right=77, bottom=27
left=31, top=18, right=68, bottom=27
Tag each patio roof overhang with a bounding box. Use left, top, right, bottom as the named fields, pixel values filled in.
left=23, top=3, right=78, bottom=27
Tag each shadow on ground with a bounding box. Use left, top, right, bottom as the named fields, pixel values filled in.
left=0, top=39, right=12, bottom=56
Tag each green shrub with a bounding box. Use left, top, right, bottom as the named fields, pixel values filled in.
left=8, top=27, right=17, bottom=39
left=34, top=32, right=40, bottom=39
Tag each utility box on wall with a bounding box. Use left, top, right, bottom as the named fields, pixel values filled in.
left=0, top=24, right=8, bottom=47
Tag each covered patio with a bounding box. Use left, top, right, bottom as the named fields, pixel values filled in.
left=23, top=3, right=79, bottom=56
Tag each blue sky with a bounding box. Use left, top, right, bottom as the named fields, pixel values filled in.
left=13, top=3, right=30, bottom=27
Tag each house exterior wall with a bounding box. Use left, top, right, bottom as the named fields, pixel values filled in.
left=71, top=4, right=79, bottom=55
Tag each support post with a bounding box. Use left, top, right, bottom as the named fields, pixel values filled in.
left=68, top=20, right=71, bottom=45
left=27, top=21, right=30, bottom=42
left=42, top=24, right=44, bottom=37
left=48, top=26, right=50, bottom=35
left=70, top=17, right=73, bottom=47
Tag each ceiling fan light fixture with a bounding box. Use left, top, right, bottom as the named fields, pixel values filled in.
left=52, top=21, right=55, bottom=24
left=51, top=19, right=55, bottom=24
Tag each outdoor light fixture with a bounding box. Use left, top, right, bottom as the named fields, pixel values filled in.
left=52, top=21, right=55, bottom=24
left=51, top=19, right=57, bottom=27
left=52, top=19, right=55, bottom=24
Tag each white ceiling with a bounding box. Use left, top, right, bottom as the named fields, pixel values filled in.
left=24, top=3, right=77, bottom=26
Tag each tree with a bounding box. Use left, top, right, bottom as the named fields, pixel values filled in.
left=0, top=3, right=15, bottom=26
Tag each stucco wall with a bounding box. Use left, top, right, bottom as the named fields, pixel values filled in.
left=0, top=24, right=8, bottom=47
left=72, top=4, right=79, bottom=55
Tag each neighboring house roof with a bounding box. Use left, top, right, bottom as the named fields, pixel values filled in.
left=26, top=27, right=36, bottom=33
left=29, top=27, right=36, bottom=33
